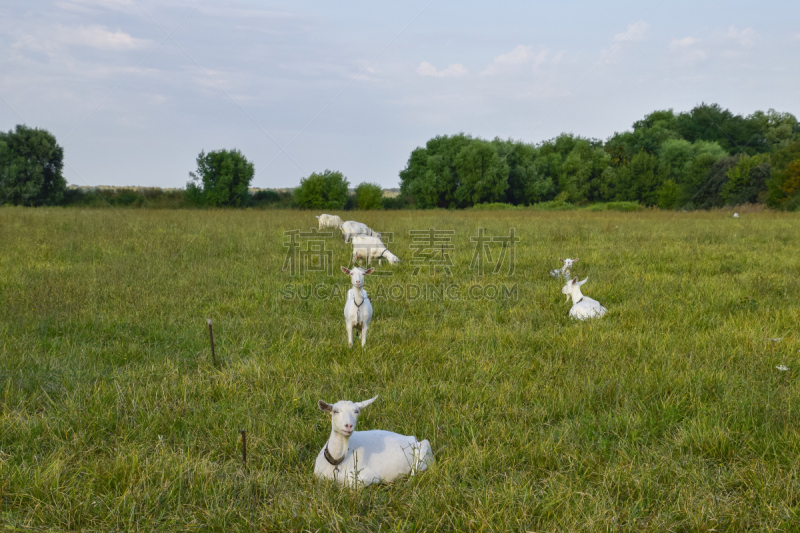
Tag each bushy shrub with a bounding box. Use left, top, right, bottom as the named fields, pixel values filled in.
left=355, top=182, right=383, bottom=210
left=0, top=125, right=66, bottom=206
left=294, top=170, right=349, bottom=209
left=186, top=149, right=254, bottom=207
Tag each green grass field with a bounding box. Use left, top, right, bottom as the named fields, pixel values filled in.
left=1, top=207, right=800, bottom=531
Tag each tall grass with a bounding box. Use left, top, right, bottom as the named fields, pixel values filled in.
left=1, top=207, right=799, bottom=531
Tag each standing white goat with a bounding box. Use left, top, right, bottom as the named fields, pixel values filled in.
left=315, top=396, right=434, bottom=487
left=733, top=213, right=740, bottom=218
left=351, top=235, right=400, bottom=266
left=342, top=266, right=374, bottom=347
left=561, top=276, right=607, bottom=320
left=341, top=221, right=381, bottom=242
left=316, top=214, right=343, bottom=230
left=550, top=258, right=578, bottom=279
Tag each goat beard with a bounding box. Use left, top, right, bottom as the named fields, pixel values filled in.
left=565, top=294, right=570, bottom=303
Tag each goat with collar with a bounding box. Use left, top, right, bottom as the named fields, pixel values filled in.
left=314, top=396, right=434, bottom=487
left=562, top=276, right=607, bottom=320
left=342, top=266, right=374, bottom=347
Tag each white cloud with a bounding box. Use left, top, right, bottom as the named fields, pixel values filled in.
left=600, top=21, right=650, bottom=59
left=70, top=0, right=134, bottom=9
left=669, top=36, right=706, bottom=64
left=613, top=21, right=650, bottom=43
left=416, top=61, right=468, bottom=77
left=481, top=45, right=552, bottom=75
left=727, top=25, right=755, bottom=47
left=670, top=37, right=699, bottom=49
left=66, top=26, right=152, bottom=50
left=13, top=25, right=152, bottom=52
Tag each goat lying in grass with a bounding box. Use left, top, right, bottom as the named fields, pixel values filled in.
left=562, top=276, right=607, bottom=320
left=550, top=258, right=578, bottom=279
left=315, top=396, right=434, bottom=487
left=342, top=266, right=373, bottom=347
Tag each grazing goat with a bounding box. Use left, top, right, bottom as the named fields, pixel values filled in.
left=561, top=276, right=607, bottom=320
left=316, top=214, right=343, bottom=230
left=341, top=221, right=381, bottom=243
left=342, top=266, right=373, bottom=347
left=315, top=396, right=434, bottom=487
left=352, top=235, right=400, bottom=265
left=550, top=258, right=578, bottom=280
left=733, top=213, right=740, bottom=218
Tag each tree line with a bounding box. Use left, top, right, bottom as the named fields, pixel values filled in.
left=2, top=103, right=799, bottom=211
left=399, top=104, right=800, bottom=210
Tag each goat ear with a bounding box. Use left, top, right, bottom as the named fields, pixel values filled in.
left=341, top=266, right=351, bottom=275
left=318, top=400, right=333, bottom=412
left=578, top=276, right=588, bottom=286
left=573, top=258, right=579, bottom=263
left=572, top=277, right=578, bottom=284
left=364, top=268, right=375, bottom=275
left=355, top=395, right=378, bottom=410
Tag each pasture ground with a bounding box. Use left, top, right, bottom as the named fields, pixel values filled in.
left=1, top=207, right=799, bottom=531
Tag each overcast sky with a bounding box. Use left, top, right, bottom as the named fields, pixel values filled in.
left=1, top=0, right=799, bottom=189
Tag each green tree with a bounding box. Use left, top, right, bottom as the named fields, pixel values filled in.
left=559, top=139, right=609, bottom=204
left=691, top=156, right=738, bottom=209
left=355, top=182, right=383, bottom=210
left=0, top=125, right=66, bottom=206
left=675, top=103, right=764, bottom=155
left=721, top=154, right=770, bottom=205
left=492, top=139, right=555, bottom=205
left=607, top=110, right=680, bottom=160
left=614, top=151, right=664, bottom=205
left=294, top=169, right=350, bottom=209
left=766, top=139, right=800, bottom=207
left=657, top=179, right=680, bottom=209
left=186, top=149, right=254, bottom=207
left=453, top=140, right=509, bottom=206
left=399, top=134, right=475, bottom=208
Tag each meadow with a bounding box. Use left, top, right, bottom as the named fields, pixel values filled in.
left=1, top=206, right=799, bottom=532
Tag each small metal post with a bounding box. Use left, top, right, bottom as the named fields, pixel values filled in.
left=240, top=429, right=247, bottom=469
left=207, top=318, right=216, bottom=366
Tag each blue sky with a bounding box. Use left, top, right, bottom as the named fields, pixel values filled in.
left=1, top=0, right=798, bottom=189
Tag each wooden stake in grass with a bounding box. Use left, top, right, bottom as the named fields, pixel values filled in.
left=206, top=318, right=216, bottom=366
left=240, top=429, right=247, bottom=470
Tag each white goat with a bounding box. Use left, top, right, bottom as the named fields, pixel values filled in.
left=315, top=396, right=434, bottom=488
left=341, top=221, right=381, bottom=243
left=733, top=213, right=740, bottom=218
left=550, top=258, right=578, bottom=279
left=562, top=277, right=607, bottom=320
left=351, top=235, right=400, bottom=266
left=342, top=266, right=374, bottom=347
left=316, top=214, right=343, bottom=230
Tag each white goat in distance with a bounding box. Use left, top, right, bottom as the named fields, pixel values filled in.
left=315, top=396, right=434, bottom=487
left=550, top=258, right=578, bottom=280
left=341, top=221, right=381, bottom=243
left=316, top=214, right=343, bottom=230
left=342, top=266, right=373, bottom=347
left=351, top=235, right=400, bottom=266
left=562, top=276, right=607, bottom=320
